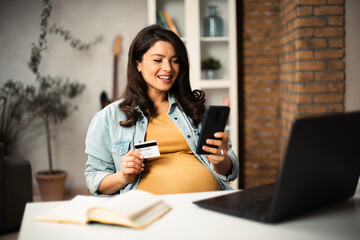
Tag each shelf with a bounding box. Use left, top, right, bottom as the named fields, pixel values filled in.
left=201, top=36, right=229, bottom=42
left=199, top=80, right=231, bottom=89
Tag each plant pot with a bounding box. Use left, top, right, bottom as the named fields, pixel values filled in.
left=204, top=69, right=219, bottom=79
left=35, top=170, right=67, bottom=201
left=1, top=148, right=33, bottom=233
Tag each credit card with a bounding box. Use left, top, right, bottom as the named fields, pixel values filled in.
left=134, top=140, right=160, bottom=159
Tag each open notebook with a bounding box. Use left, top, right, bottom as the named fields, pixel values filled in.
left=194, top=111, right=360, bottom=223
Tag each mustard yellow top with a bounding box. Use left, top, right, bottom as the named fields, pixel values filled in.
left=136, top=113, right=221, bottom=194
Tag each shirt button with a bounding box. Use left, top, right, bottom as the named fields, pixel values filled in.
left=187, top=135, right=191, bottom=138
left=174, top=117, right=178, bottom=120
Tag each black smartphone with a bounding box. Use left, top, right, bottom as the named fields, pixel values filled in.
left=195, top=105, right=230, bottom=154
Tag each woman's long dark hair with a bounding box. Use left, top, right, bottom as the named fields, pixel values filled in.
left=119, top=25, right=205, bottom=127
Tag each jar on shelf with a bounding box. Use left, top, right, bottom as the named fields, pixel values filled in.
left=203, top=5, right=223, bottom=37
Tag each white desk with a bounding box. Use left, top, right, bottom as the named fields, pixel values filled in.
left=19, top=190, right=360, bottom=240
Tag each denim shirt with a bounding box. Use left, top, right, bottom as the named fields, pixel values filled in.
left=85, top=93, right=239, bottom=196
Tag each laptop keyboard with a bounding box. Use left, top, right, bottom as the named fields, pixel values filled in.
left=229, top=183, right=275, bottom=221
left=195, top=183, right=276, bottom=222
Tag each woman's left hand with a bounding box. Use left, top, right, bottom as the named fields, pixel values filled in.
left=202, top=132, right=232, bottom=175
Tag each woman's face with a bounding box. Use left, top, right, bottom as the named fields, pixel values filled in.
left=137, top=41, right=180, bottom=99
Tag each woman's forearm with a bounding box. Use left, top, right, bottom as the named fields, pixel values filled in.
left=98, top=172, right=128, bottom=194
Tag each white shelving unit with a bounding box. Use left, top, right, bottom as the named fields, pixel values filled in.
left=147, top=0, right=238, bottom=188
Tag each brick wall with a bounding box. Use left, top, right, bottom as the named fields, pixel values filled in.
left=279, top=0, right=345, bottom=152
left=242, top=0, right=282, bottom=188
left=241, top=0, right=345, bottom=188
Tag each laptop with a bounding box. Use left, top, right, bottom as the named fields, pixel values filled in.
left=194, top=111, right=360, bottom=223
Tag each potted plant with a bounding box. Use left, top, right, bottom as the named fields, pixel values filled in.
left=28, top=0, right=103, bottom=201
left=201, top=56, right=221, bottom=79
left=29, top=77, right=85, bottom=201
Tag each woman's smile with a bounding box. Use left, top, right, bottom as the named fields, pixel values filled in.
left=158, top=74, right=172, bottom=82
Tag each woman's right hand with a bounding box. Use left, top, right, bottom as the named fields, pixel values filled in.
left=119, top=150, right=145, bottom=184
left=98, top=150, right=144, bottom=194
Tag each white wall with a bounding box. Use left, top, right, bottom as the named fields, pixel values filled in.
left=345, top=0, right=360, bottom=112
left=0, top=0, right=147, bottom=194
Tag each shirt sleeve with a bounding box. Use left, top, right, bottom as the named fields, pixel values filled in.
left=84, top=112, right=115, bottom=196
left=213, top=139, right=239, bottom=182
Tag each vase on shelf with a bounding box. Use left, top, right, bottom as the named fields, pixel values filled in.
left=203, top=5, right=223, bottom=37
left=203, top=69, right=218, bottom=80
